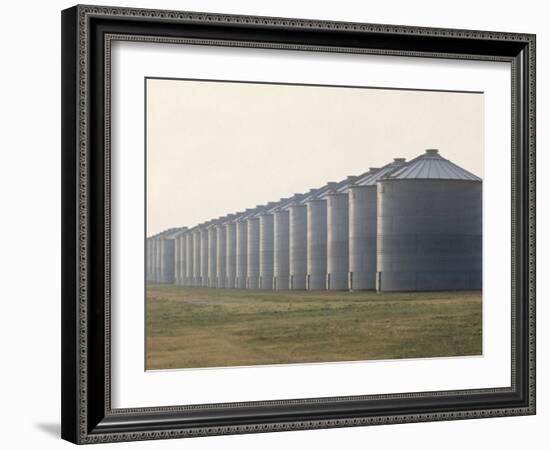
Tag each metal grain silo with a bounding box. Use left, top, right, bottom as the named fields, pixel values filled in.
left=306, top=200, right=327, bottom=290
left=258, top=213, right=274, bottom=289
left=225, top=218, right=238, bottom=288
left=181, top=229, right=189, bottom=283
left=192, top=228, right=202, bottom=286
left=171, top=228, right=188, bottom=285
left=149, top=237, right=155, bottom=282
left=207, top=223, right=218, bottom=287
left=152, top=237, right=158, bottom=282
left=273, top=209, right=289, bottom=290
left=153, top=234, right=161, bottom=283
left=158, top=228, right=183, bottom=284
left=200, top=225, right=209, bottom=287
left=246, top=217, right=260, bottom=289
left=185, top=231, right=194, bottom=286
left=377, top=149, right=482, bottom=291
left=306, top=182, right=338, bottom=290
left=289, top=189, right=317, bottom=290
left=216, top=220, right=227, bottom=288
left=246, top=206, right=265, bottom=289
left=326, top=177, right=357, bottom=290
left=156, top=237, right=162, bottom=283
left=173, top=235, right=181, bottom=285
left=235, top=209, right=253, bottom=289
left=159, top=231, right=171, bottom=283
left=259, top=201, right=281, bottom=289
left=150, top=237, right=155, bottom=281
left=146, top=238, right=153, bottom=282
left=348, top=159, right=406, bottom=291
left=174, top=234, right=183, bottom=285
left=158, top=236, right=164, bottom=283
left=153, top=235, right=161, bottom=282
left=273, top=194, right=303, bottom=290
left=289, top=203, right=307, bottom=290
left=154, top=233, right=164, bottom=282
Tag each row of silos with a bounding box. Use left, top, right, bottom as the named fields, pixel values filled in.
left=146, top=227, right=187, bottom=284
left=147, top=149, right=482, bottom=291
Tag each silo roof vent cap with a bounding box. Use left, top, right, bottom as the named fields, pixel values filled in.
left=394, top=158, right=406, bottom=163
left=425, top=149, right=439, bottom=155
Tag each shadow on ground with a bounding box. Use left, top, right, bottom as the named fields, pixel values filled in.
left=35, top=422, right=60, bottom=438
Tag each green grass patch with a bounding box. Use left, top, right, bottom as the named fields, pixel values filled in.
left=146, top=285, right=482, bottom=370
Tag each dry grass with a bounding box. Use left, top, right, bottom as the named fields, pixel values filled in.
left=146, top=285, right=482, bottom=370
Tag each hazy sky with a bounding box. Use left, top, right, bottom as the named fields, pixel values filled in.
left=146, top=78, right=483, bottom=236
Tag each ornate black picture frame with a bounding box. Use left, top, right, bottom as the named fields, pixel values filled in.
left=61, top=4, right=536, bottom=444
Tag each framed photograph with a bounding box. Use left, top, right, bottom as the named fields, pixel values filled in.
left=61, top=5, right=536, bottom=444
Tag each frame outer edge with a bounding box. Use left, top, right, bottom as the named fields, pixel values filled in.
left=76, top=3, right=534, bottom=40
left=61, top=5, right=80, bottom=445
left=527, top=34, right=536, bottom=414
left=66, top=5, right=536, bottom=444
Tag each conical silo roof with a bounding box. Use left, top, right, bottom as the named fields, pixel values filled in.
left=333, top=175, right=360, bottom=193
left=277, top=193, right=306, bottom=211
left=164, top=226, right=188, bottom=239
left=353, top=158, right=407, bottom=186
left=150, top=227, right=185, bottom=239
left=246, top=202, right=274, bottom=219
left=233, top=208, right=256, bottom=222
left=383, top=149, right=481, bottom=181
left=311, top=182, right=340, bottom=200
left=262, top=198, right=292, bottom=214
left=291, top=185, right=326, bottom=205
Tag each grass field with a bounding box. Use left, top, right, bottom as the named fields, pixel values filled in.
left=146, top=285, right=482, bottom=370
